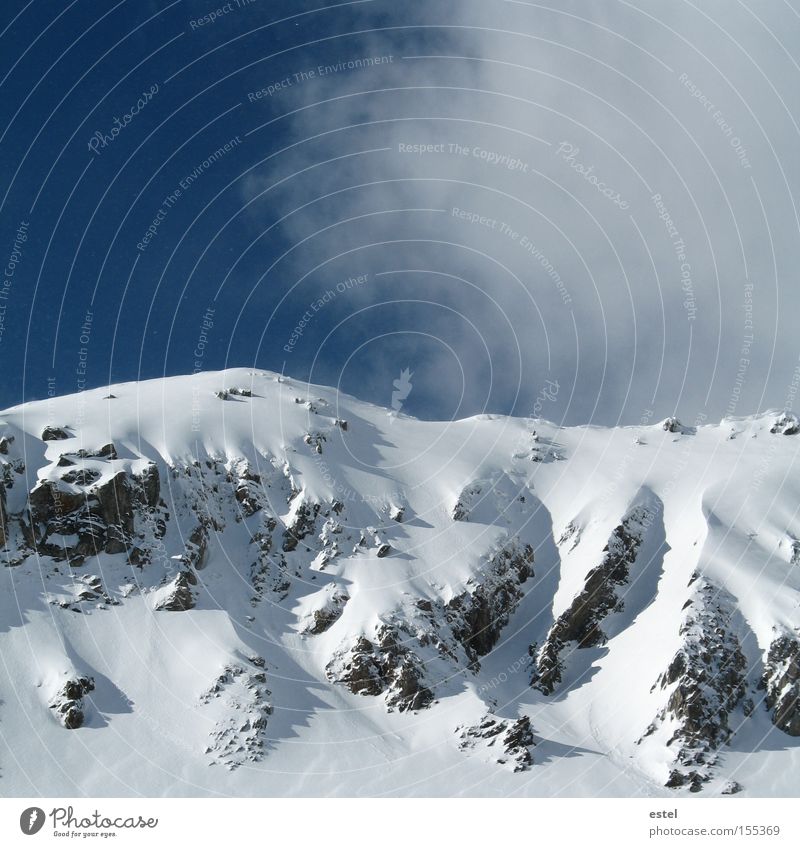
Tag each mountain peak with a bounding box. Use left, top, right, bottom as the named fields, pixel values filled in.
left=1, top=370, right=799, bottom=795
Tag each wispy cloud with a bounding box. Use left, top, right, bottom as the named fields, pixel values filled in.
left=240, top=0, right=800, bottom=425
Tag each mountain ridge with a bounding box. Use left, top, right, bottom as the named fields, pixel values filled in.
left=0, top=368, right=799, bottom=796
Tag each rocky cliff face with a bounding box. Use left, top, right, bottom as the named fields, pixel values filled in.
left=532, top=501, right=659, bottom=694
left=762, top=633, right=800, bottom=736
left=326, top=539, right=534, bottom=711
left=0, top=371, right=799, bottom=796
left=457, top=714, right=536, bottom=772
left=639, top=578, right=749, bottom=792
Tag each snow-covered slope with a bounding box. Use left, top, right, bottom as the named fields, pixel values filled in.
left=1, top=369, right=799, bottom=797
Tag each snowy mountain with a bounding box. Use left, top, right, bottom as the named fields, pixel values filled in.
left=1, top=368, right=799, bottom=797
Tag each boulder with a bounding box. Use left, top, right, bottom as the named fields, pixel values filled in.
left=50, top=677, right=94, bottom=729
left=41, top=426, right=70, bottom=441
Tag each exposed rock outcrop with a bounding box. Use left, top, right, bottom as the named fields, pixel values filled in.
left=50, top=676, right=94, bottom=729
left=328, top=539, right=534, bottom=709
left=303, top=431, right=326, bottom=454
left=41, top=426, right=70, bottom=441
left=452, top=482, right=483, bottom=521
left=60, top=468, right=101, bottom=486
left=249, top=518, right=288, bottom=602
left=215, top=386, right=253, bottom=400
left=770, top=412, right=799, bottom=435
left=761, top=633, right=800, bottom=736
left=200, top=657, right=272, bottom=769
left=282, top=500, right=321, bottom=552
left=0, top=484, right=7, bottom=548
left=153, top=570, right=197, bottom=611
left=135, top=462, right=161, bottom=508
left=660, top=417, right=697, bottom=435
left=304, top=587, right=349, bottom=635
left=326, top=628, right=434, bottom=712
left=446, top=541, right=534, bottom=665
left=458, top=714, right=536, bottom=772
left=28, top=470, right=136, bottom=561
left=228, top=460, right=264, bottom=518
left=640, top=579, right=747, bottom=791
left=533, top=504, right=655, bottom=693
left=92, top=472, right=135, bottom=553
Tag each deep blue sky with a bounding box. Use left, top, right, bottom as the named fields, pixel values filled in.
left=1, top=1, right=799, bottom=425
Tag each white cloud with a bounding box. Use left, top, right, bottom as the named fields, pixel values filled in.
left=240, top=0, right=800, bottom=425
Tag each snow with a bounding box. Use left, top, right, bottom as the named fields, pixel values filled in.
left=0, top=368, right=799, bottom=796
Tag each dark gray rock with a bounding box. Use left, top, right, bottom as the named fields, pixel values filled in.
left=762, top=634, right=800, bottom=736
left=50, top=676, right=94, bottom=729
left=306, top=591, right=348, bottom=635
left=722, top=780, right=744, bottom=795
left=0, top=485, right=7, bottom=548
left=328, top=628, right=434, bottom=711
left=328, top=539, right=534, bottom=710
left=641, top=579, right=747, bottom=791
left=282, top=502, right=320, bottom=552
left=136, top=462, right=161, bottom=508
left=91, top=472, right=134, bottom=552
left=770, top=413, right=799, bottom=435
left=42, top=426, right=71, bottom=441
left=29, top=482, right=85, bottom=522
left=200, top=658, right=272, bottom=769
left=60, top=468, right=101, bottom=486
left=533, top=505, right=652, bottom=694
left=448, top=542, right=534, bottom=665
left=154, top=571, right=197, bottom=611
left=458, top=714, right=535, bottom=771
